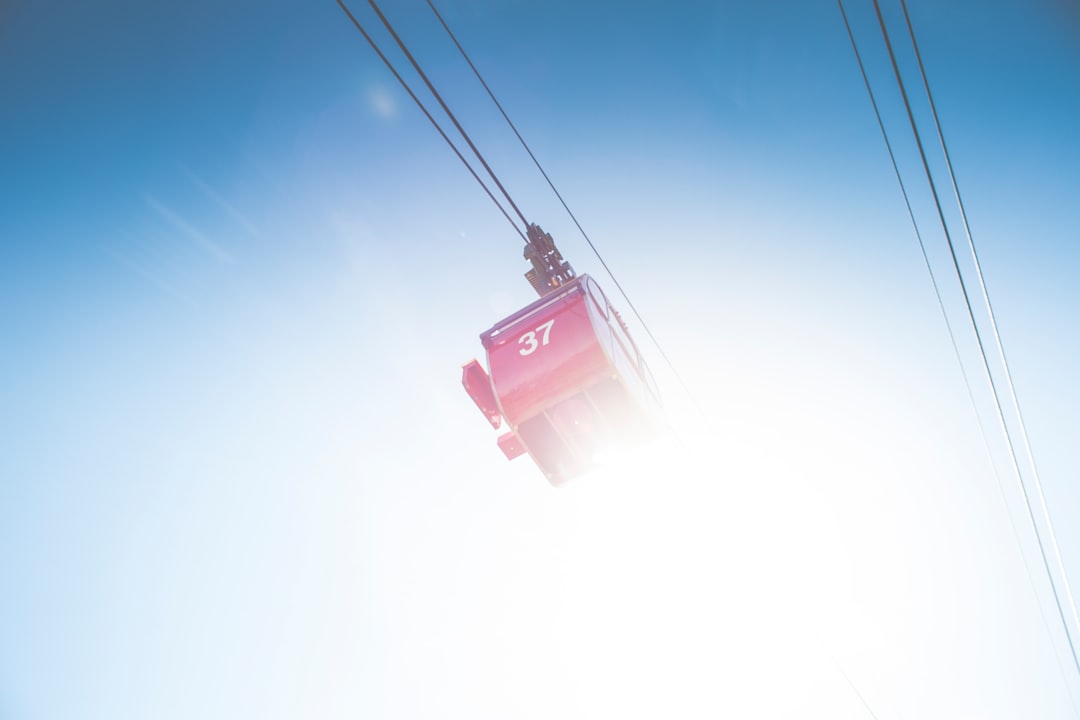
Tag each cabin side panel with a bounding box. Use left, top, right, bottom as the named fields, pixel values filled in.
left=485, top=292, right=608, bottom=426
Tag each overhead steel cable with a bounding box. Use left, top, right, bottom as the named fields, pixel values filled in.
left=363, top=0, right=530, bottom=230
left=830, top=657, right=881, bottom=719
left=424, top=0, right=700, bottom=410
left=898, top=0, right=1080, bottom=645
left=839, top=3, right=1080, bottom=707
left=837, top=0, right=1004, bottom=533
left=837, top=0, right=976, bottom=414
left=335, top=0, right=526, bottom=241
left=869, top=0, right=1080, bottom=679
left=423, top=0, right=567, bottom=217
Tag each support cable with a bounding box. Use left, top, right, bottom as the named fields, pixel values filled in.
left=363, top=0, right=530, bottom=229
left=424, top=0, right=700, bottom=409
left=869, top=0, right=1080, bottom=679
left=335, top=0, right=526, bottom=241
left=830, top=655, right=881, bottom=719
left=898, top=0, right=1080, bottom=644
left=838, top=0, right=977, bottom=423
left=840, top=3, right=1080, bottom=708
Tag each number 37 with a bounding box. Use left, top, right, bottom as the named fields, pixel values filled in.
left=518, top=319, right=555, bottom=356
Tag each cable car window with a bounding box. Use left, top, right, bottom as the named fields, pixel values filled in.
left=585, top=276, right=610, bottom=320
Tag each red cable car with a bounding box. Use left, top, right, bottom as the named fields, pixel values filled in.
left=462, top=225, right=661, bottom=485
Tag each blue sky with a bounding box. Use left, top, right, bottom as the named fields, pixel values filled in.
left=2, top=1, right=1079, bottom=718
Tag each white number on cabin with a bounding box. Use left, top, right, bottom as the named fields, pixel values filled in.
left=518, top=319, right=556, bottom=356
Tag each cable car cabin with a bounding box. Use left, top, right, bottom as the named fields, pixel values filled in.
left=462, top=274, right=661, bottom=486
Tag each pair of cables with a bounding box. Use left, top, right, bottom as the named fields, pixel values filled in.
left=839, top=0, right=1080, bottom=693
left=335, top=0, right=528, bottom=241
